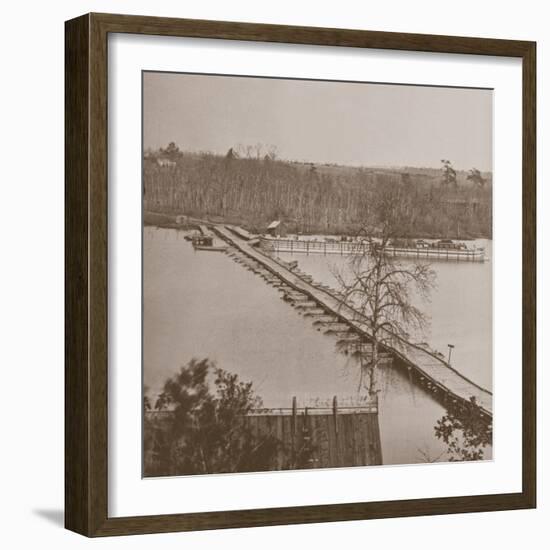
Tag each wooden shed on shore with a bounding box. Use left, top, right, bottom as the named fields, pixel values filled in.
left=267, top=220, right=282, bottom=237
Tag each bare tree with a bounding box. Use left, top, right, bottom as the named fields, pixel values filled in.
left=233, top=143, right=246, bottom=158
left=334, top=182, right=435, bottom=396
left=234, top=143, right=254, bottom=159
left=265, top=144, right=279, bottom=161
left=253, top=142, right=264, bottom=160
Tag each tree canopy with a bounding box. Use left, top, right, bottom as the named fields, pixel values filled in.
left=466, top=168, right=486, bottom=188
left=434, top=397, right=492, bottom=461
left=440, top=159, right=457, bottom=187
left=144, top=359, right=280, bottom=476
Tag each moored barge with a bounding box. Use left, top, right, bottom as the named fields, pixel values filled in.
left=191, top=234, right=228, bottom=252
left=260, top=236, right=485, bottom=262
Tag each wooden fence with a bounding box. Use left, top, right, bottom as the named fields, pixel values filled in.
left=144, top=396, right=383, bottom=474
left=246, top=396, right=382, bottom=470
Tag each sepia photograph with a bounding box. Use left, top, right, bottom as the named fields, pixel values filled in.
left=142, top=71, right=493, bottom=477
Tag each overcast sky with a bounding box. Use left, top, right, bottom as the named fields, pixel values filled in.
left=143, top=72, right=493, bottom=171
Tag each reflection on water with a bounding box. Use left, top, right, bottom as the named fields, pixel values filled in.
left=143, top=227, right=491, bottom=465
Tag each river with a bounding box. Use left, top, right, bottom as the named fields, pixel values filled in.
left=143, top=227, right=492, bottom=466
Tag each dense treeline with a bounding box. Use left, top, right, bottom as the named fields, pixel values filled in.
left=143, top=149, right=492, bottom=238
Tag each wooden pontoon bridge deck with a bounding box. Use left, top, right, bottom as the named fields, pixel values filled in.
left=213, top=225, right=493, bottom=417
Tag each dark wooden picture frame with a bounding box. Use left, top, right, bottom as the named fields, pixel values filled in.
left=65, top=12, right=536, bottom=537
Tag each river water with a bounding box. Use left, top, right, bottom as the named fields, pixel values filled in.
left=143, top=228, right=492, bottom=465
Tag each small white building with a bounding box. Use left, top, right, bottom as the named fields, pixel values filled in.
left=157, top=157, right=176, bottom=168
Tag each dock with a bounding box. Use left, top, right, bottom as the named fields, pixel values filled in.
left=198, top=224, right=213, bottom=236
left=226, top=225, right=256, bottom=241
left=215, top=225, right=493, bottom=417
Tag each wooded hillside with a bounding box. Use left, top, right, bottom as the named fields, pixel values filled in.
left=143, top=150, right=492, bottom=239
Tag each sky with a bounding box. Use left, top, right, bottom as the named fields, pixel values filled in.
left=143, top=72, right=493, bottom=172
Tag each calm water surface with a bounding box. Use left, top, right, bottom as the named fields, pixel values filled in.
left=144, top=228, right=491, bottom=465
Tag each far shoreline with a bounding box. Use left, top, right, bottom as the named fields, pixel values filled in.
left=143, top=210, right=492, bottom=242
